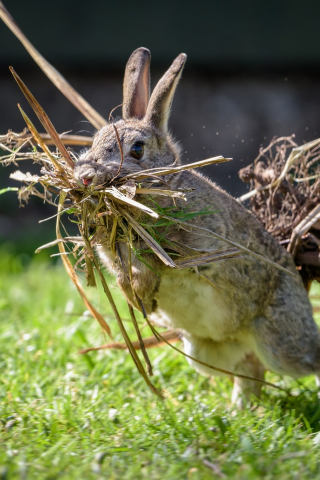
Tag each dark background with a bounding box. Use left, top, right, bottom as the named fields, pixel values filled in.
left=1, top=0, right=320, bottom=256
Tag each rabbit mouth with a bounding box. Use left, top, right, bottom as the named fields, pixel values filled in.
left=82, top=176, right=93, bottom=186
left=79, top=173, right=97, bottom=187
left=74, top=167, right=98, bottom=188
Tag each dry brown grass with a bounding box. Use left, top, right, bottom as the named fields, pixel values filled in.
left=239, top=136, right=320, bottom=288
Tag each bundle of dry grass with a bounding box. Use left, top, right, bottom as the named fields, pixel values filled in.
left=239, top=136, right=320, bottom=289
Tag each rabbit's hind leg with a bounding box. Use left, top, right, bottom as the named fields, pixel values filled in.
left=182, top=334, right=261, bottom=406
left=253, top=312, right=320, bottom=379
left=231, top=353, right=266, bottom=409
left=182, top=335, right=251, bottom=377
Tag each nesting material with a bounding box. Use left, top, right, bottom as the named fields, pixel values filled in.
left=239, top=135, right=320, bottom=288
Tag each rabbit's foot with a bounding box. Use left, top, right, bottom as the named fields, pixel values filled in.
left=231, top=353, right=266, bottom=409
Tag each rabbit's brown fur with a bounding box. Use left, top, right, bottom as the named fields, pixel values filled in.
left=74, top=48, right=320, bottom=406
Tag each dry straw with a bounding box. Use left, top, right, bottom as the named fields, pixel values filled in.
left=239, top=135, right=320, bottom=289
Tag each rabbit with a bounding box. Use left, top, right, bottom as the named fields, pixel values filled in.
left=74, top=47, right=320, bottom=407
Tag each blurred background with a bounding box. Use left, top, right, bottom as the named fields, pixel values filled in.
left=1, top=0, right=320, bottom=257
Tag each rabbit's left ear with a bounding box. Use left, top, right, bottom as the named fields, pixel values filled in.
left=145, top=53, right=186, bottom=134
left=123, top=47, right=151, bottom=120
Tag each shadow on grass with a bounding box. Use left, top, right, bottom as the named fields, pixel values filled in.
left=261, top=379, right=320, bottom=431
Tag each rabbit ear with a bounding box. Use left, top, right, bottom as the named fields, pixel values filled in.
left=145, top=53, right=186, bottom=134
left=123, top=47, right=151, bottom=120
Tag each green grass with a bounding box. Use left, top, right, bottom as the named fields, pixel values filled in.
left=1, top=249, right=320, bottom=479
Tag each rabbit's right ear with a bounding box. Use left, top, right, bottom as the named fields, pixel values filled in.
left=123, top=47, right=151, bottom=120
left=145, top=53, right=186, bottom=134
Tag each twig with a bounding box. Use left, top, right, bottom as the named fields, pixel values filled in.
left=18, top=105, right=65, bottom=174
left=162, top=216, right=298, bottom=278
left=81, top=230, right=163, bottom=399
left=112, top=125, right=124, bottom=180
left=10, top=68, right=75, bottom=170
left=203, top=459, right=226, bottom=478
left=122, top=156, right=231, bottom=180
left=288, top=204, right=320, bottom=257
left=56, top=192, right=112, bottom=336
left=19, top=132, right=94, bottom=147
left=79, top=330, right=180, bottom=353
left=238, top=138, right=320, bottom=203
left=127, top=303, right=153, bottom=376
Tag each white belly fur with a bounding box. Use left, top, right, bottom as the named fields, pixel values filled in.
left=150, top=269, right=238, bottom=342
left=151, top=270, right=255, bottom=378
left=97, top=243, right=241, bottom=342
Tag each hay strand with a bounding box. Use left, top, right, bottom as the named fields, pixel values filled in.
left=10, top=68, right=74, bottom=170
left=56, top=192, right=112, bottom=337
left=17, top=105, right=65, bottom=174
left=79, top=329, right=180, bottom=353
left=123, top=156, right=231, bottom=181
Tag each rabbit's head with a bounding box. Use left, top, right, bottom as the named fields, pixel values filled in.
left=74, top=48, right=186, bottom=188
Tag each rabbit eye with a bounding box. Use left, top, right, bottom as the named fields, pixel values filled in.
left=130, top=142, right=144, bottom=160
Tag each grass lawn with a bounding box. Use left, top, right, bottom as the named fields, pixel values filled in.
left=1, top=248, right=320, bottom=479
